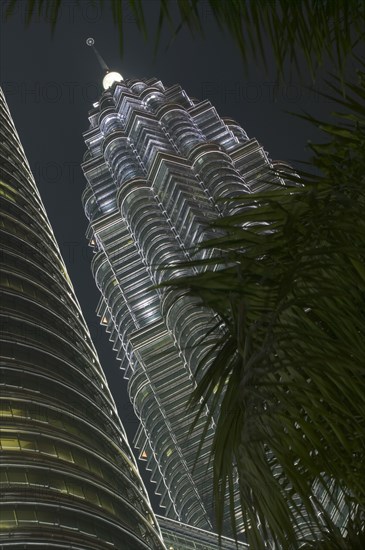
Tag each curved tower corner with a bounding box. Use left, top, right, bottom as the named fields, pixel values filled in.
left=0, top=88, right=166, bottom=549
left=81, top=76, right=278, bottom=536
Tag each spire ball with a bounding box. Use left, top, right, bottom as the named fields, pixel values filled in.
left=103, top=72, right=124, bottom=90
left=86, top=38, right=123, bottom=86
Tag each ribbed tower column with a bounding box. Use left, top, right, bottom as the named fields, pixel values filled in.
left=82, top=75, right=283, bottom=538
left=0, top=88, right=166, bottom=550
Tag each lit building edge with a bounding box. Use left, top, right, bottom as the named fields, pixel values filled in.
left=81, top=76, right=280, bottom=536
left=0, top=87, right=165, bottom=549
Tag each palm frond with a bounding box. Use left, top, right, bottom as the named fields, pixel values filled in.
left=3, top=0, right=364, bottom=82
left=161, top=68, right=365, bottom=546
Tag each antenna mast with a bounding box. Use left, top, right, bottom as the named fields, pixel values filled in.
left=86, top=38, right=110, bottom=73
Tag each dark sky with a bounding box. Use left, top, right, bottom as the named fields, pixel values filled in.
left=0, top=0, right=338, bottom=514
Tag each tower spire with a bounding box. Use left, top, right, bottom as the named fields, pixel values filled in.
left=86, top=37, right=109, bottom=73
left=86, top=38, right=124, bottom=90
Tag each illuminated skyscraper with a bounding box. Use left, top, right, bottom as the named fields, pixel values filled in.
left=81, top=53, right=278, bottom=536
left=80, top=48, right=353, bottom=549
left=0, top=87, right=165, bottom=549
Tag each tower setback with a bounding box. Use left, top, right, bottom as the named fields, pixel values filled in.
left=81, top=75, right=277, bottom=534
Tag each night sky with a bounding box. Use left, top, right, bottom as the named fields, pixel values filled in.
left=0, top=0, right=339, bottom=514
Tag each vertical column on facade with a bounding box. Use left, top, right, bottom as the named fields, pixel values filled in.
left=222, top=118, right=249, bottom=146
left=118, top=179, right=189, bottom=286
left=91, top=215, right=163, bottom=358
left=159, top=105, right=205, bottom=157
left=149, top=157, right=216, bottom=252
left=82, top=161, right=118, bottom=220
left=117, top=176, right=217, bottom=528
left=231, top=139, right=282, bottom=193
left=137, top=88, right=204, bottom=158
left=129, top=92, right=223, bottom=489
left=104, top=134, right=145, bottom=188
left=101, top=132, right=166, bottom=335
left=129, top=337, right=214, bottom=530
left=189, top=102, right=240, bottom=151
left=140, top=92, right=219, bottom=254
left=189, top=143, right=251, bottom=215
left=128, top=101, right=175, bottom=172
left=99, top=94, right=123, bottom=136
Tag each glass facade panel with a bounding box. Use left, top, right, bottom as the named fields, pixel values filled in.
left=0, top=87, right=165, bottom=550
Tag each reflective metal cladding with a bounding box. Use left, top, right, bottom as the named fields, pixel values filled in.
left=0, top=88, right=165, bottom=549
left=81, top=77, right=278, bottom=535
